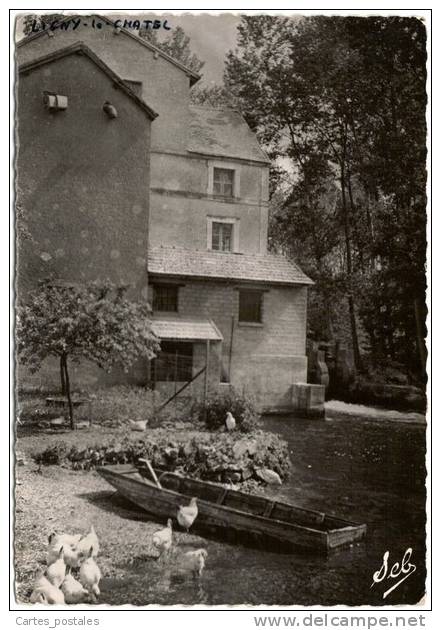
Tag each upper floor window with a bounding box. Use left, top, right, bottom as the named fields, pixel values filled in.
left=213, top=168, right=234, bottom=197
left=239, top=290, right=263, bottom=324
left=208, top=161, right=240, bottom=198
left=208, top=217, right=239, bottom=253
left=212, top=221, right=233, bottom=252
left=153, top=284, right=178, bottom=312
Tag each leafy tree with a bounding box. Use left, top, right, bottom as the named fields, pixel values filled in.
left=272, top=177, right=342, bottom=341
left=224, top=15, right=427, bottom=377
left=139, top=25, right=204, bottom=74
left=190, top=84, right=233, bottom=107
left=17, top=280, right=160, bottom=428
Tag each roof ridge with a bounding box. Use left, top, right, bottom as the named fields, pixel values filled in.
left=17, top=13, right=201, bottom=86
left=18, top=41, right=158, bottom=120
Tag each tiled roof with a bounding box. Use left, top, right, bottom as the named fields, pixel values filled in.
left=188, top=106, right=270, bottom=164
left=148, top=247, right=313, bottom=286
left=151, top=315, right=223, bottom=341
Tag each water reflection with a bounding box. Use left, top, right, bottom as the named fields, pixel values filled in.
left=104, top=414, right=426, bottom=606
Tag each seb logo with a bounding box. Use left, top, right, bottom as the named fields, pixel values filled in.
left=371, top=548, right=416, bottom=599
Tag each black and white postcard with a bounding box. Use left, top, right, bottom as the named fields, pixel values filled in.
left=10, top=8, right=431, bottom=614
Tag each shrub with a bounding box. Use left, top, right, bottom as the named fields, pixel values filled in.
left=33, top=441, right=68, bottom=465
left=31, top=430, right=291, bottom=483
left=193, top=390, right=260, bottom=433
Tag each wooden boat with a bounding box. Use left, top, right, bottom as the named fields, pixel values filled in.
left=96, top=463, right=367, bottom=554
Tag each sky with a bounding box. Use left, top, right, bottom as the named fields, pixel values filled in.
left=15, top=12, right=242, bottom=86
left=155, top=13, right=241, bottom=85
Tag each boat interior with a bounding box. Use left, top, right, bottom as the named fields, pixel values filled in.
left=125, top=464, right=355, bottom=533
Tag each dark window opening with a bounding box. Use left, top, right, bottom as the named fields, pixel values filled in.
left=239, top=290, right=263, bottom=323
left=153, top=285, right=178, bottom=312
left=154, top=341, right=193, bottom=382
left=213, top=167, right=234, bottom=197
left=212, top=221, right=233, bottom=252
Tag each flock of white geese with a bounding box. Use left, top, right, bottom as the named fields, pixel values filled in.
left=30, top=497, right=205, bottom=605
left=29, top=411, right=241, bottom=605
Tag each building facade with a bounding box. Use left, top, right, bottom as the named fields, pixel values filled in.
left=16, top=17, right=313, bottom=411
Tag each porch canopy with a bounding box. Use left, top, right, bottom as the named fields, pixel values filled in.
left=151, top=315, right=223, bottom=342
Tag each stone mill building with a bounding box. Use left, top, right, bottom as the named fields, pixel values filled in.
left=16, top=16, right=315, bottom=413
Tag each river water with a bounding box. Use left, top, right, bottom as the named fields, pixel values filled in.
left=103, top=413, right=426, bottom=606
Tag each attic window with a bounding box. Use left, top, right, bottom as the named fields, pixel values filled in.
left=208, top=161, right=240, bottom=198
left=213, top=168, right=234, bottom=197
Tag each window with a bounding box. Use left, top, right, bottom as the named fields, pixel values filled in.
left=213, top=167, right=234, bottom=197
left=208, top=217, right=239, bottom=252
left=212, top=221, right=233, bottom=252
left=154, top=342, right=193, bottom=382
left=153, top=284, right=178, bottom=312
left=239, top=290, right=263, bottom=324
left=208, top=161, right=240, bottom=198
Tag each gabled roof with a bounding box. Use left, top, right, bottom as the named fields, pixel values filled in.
left=17, top=14, right=201, bottom=86
left=18, top=42, right=158, bottom=120
left=148, top=246, right=313, bottom=286
left=152, top=315, right=223, bottom=342
left=188, top=106, right=270, bottom=164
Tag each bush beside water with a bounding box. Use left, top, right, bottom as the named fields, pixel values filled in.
left=32, top=430, right=290, bottom=486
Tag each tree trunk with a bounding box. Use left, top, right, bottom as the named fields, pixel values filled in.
left=59, top=356, right=66, bottom=396
left=347, top=174, right=369, bottom=272
left=61, top=355, right=75, bottom=430
left=340, top=166, right=362, bottom=372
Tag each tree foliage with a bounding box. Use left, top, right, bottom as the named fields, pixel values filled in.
left=139, top=25, right=204, bottom=74
left=17, top=280, right=160, bottom=427
left=190, top=84, right=233, bottom=107
left=225, top=16, right=427, bottom=378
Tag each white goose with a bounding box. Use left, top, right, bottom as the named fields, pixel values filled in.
left=177, top=497, right=198, bottom=533
left=225, top=412, right=236, bottom=431
left=152, top=518, right=173, bottom=559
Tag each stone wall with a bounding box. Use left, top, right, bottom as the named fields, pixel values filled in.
left=16, top=51, right=151, bottom=297
left=16, top=23, right=192, bottom=152
left=17, top=28, right=271, bottom=256
left=150, top=279, right=308, bottom=410
left=16, top=50, right=153, bottom=391
left=149, top=156, right=268, bottom=254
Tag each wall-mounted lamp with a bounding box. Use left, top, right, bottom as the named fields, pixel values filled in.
left=43, top=92, right=68, bottom=111
left=103, top=101, right=118, bottom=119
